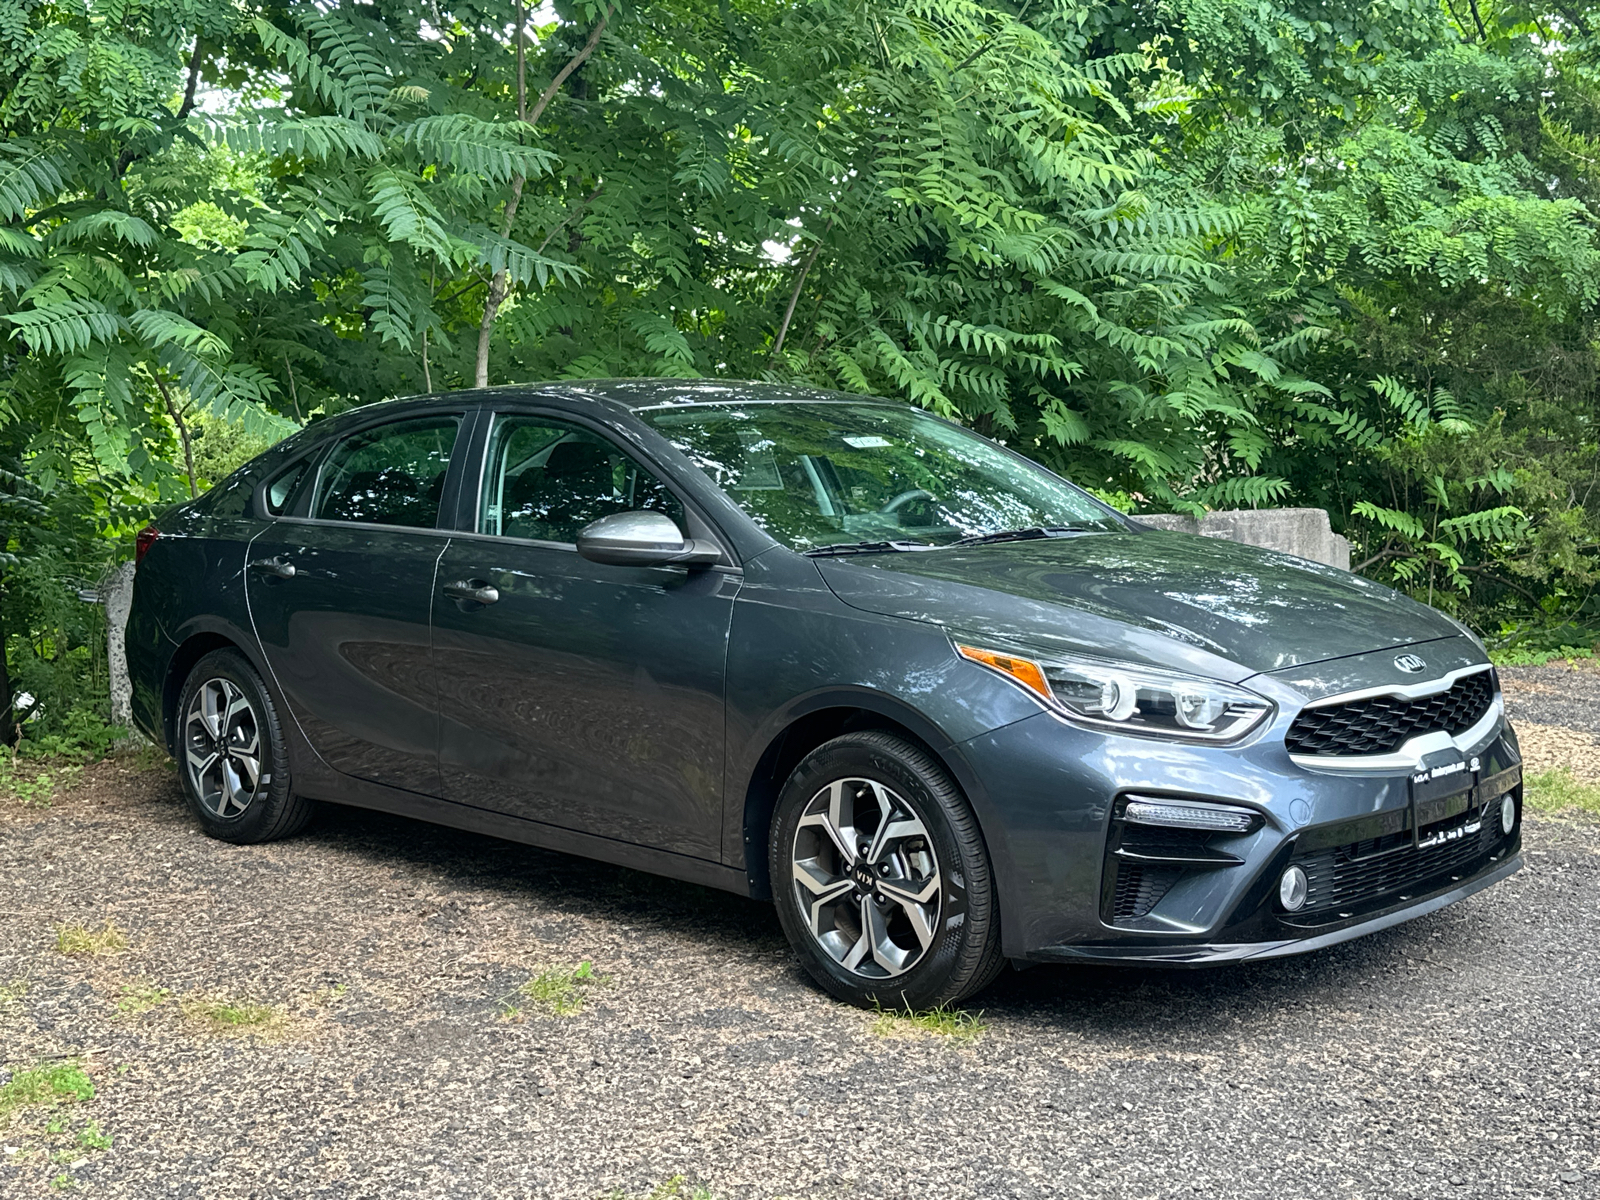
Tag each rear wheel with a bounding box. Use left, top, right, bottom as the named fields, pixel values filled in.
left=770, top=731, right=1004, bottom=1010
left=175, top=649, right=312, bottom=843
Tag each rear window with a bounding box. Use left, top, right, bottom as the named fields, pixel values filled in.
left=312, top=416, right=461, bottom=528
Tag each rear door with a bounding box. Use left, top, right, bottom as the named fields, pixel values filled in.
left=430, top=408, right=737, bottom=858
left=245, top=410, right=469, bottom=794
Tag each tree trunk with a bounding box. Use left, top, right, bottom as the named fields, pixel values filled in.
left=474, top=7, right=614, bottom=388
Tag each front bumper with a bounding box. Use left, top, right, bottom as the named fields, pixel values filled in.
left=1028, top=851, right=1522, bottom=966
left=951, top=647, right=1525, bottom=964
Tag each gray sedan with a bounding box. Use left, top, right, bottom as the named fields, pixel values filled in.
left=125, top=380, right=1522, bottom=1008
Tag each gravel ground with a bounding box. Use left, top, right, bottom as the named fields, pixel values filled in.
left=1, top=672, right=1597, bottom=1200
left=1501, top=660, right=1600, bottom=781
left=1500, top=659, right=1600, bottom=736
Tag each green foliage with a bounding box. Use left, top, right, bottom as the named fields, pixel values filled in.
left=1491, top=645, right=1596, bottom=667
left=2, top=0, right=1598, bottom=727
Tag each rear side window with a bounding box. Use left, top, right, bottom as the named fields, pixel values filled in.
left=264, top=461, right=309, bottom=516
left=313, top=416, right=461, bottom=528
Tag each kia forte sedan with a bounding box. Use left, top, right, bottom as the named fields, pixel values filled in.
left=125, top=380, right=1523, bottom=1008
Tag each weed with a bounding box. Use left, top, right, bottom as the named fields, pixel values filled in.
left=75, top=1121, right=111, bottom=1151
left=50, top=1171, right=75, bottom=1190
left=1490, top=644, right=1595, bottom=667
left=0, top=754, right=80, bottom=808
left=869, top=1003, right=987, bottom=1042
left=519, top=961, right=605, bottom=1016
left=179, top=995, right=284, bottom=1034
left=0, top=1062, right=95, bottom=1119
left=0, top=978, right=27, bottom=1004
left=115, top=983, right=170, bottom=1016
left=54, top=922, right=127, bottom=957
left=606, top=1177, right=716, bottom=1200
left=1524, top=769, right=1600, bottom=818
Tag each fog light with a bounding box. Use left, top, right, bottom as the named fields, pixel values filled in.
left=1122, top=797, right=1258, bottom=833
left=1501, top=794, right=1516, bottom=835
left=1279, top=865, right=1308, bottom=912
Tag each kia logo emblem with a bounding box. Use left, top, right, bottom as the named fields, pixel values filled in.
left=1394, top=654, right=1428, bottom=674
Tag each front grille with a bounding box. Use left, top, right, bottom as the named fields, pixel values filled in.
left=1291, top=790, right=1513, bottom=918
left=1286, top=670, right=1495, bottom=757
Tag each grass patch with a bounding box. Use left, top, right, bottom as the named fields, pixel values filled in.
left=1524, top=768, right=1600, bottom=818
left=179, top=995, right=284, bottom=1034
left=0, top=978, right=27, bottom=1004
left=606, top=1177, right=716, bottom=1200
left=53, top=922, right=128, bottom=957
left=0, top=1062, right=95, bottom=1120
left=869, top=1003, right=987, bottom=1042
left=515, top=961, right=605, bottom=1017
left=115, top=983, right=170, bottom=1017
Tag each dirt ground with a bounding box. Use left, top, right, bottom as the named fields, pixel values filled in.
left=1, top=663, right=1596, bottom=1199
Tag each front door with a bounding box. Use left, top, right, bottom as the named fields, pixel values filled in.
left=431, top=411, right=736, bottom=859
left=246, top=412, right=464, bottom=794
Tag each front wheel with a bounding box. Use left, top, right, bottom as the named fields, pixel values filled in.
left=769, top=731, right=1004, bottom=1009
left=175, top=649, right=312, bottom=843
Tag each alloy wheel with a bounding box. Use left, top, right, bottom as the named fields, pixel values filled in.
left=789, top=777, right=942, bottom=978
left=184, top=678, right=263, bottom=819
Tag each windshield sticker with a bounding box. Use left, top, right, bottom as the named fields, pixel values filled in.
left=842, top=435, right=892, bottom=448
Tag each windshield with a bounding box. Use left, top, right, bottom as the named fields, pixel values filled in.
left=639, top=401, right=1122, bottom=551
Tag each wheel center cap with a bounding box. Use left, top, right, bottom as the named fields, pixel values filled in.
left=849, top=863, right=877, bottom=893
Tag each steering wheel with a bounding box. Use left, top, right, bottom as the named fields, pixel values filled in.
left=878, top=488, right=935, bottom=514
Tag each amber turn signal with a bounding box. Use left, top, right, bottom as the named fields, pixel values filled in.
left=955, top=644, right=1054, bottom=704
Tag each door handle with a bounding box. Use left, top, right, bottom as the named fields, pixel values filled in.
left=249, top=556, right=297, bottom=579
left=443, top=580, right=499, bottom=606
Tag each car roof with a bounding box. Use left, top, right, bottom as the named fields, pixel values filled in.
left=370, top=378, right=897, bottom=415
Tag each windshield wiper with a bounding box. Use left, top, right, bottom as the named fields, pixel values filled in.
left=949, top=525, right=1097, bottom=547
left=802, top=540, right=936, bottom=557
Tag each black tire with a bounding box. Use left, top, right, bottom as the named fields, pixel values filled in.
left=174, top=649, right=313, bottom=844
left=770, top=731, right=1004, bottom=1010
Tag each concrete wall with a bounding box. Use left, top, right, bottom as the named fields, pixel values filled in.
left=1135, top=507, right=1352, bottom=571
left=103, top=560, right=137, bottom=731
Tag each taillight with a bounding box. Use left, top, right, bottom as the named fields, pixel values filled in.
left=135, top=525, right=160, bottom=565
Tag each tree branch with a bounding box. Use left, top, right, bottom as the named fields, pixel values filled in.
left=769, top=219, right=833, bottom=365
left=1557, top=4, right=1592, bottom=38
left=155, top=375, right=198, bottom=499
left=515, top=0, right=527, bottom=123
left=437, top=274, right=490, bottom=308
left=527, top=6, right=613, bottom=127
left=177, top=38, right=205, bottom=119
left=536, top=182, right=604, bottom=254
left=1458, top=564, right=1548, bottom=608
left=282, top=354, right=301, bottom=423
left=1466, top=0, right=1488, bottom=40
left=476, top=8, right=614, bottom=388
left=1352, top=546, right=1407, bottom=573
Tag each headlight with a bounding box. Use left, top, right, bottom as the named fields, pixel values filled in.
left=956, top=643, right=1273, bottom=743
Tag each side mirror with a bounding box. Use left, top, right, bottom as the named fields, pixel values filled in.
left=576, top=511, right=721, bottom=568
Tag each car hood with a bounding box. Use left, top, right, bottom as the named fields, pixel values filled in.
left=812, top=529, right=1463, bottom=680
